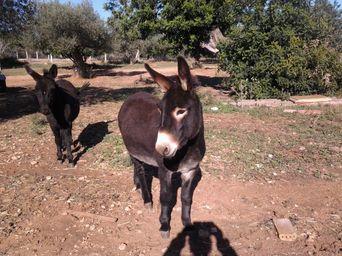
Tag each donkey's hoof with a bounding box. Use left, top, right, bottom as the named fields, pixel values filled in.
left=144, top=202, right=153, bottom=210
left=160, top=230, right=170, bottom=239
left=67, top=162, right=75, bottom=168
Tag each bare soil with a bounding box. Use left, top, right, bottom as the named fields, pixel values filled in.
left=0, top=62, right=341, bottom=256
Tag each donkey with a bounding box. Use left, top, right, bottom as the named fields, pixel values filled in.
left=25, top=64, right=89, bottom=167
left=118, top=56, right=205, bottom=238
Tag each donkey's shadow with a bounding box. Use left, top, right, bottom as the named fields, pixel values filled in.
left=73, top=120, right=113, bottom=164
left=163, top=222, right=238, bottom=256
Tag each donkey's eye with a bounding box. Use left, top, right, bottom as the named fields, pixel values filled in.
left=173, top=108, right=188, bottom=120
left=176, top=109, right=186, bottom=116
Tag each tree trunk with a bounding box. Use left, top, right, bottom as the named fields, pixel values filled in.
left=36, top=51, right=39, bottom=60
left=73, top=57, right=89, bottom=78
left=16, top=51, right=19, bottom=59
left=25, top=50, right=29, bottom=60
left=104, top=53, right=107, bottom=63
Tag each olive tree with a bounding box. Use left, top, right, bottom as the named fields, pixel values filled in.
left=33, top=0, right=110, bottom=78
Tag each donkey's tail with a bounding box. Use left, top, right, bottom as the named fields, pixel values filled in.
left=78, top=82, right=90, bottom=95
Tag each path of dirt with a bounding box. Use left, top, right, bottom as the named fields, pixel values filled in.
left=1, top=63, right=341, bottom=255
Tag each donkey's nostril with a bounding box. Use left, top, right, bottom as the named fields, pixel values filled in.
left=163, top=146, right=169, bottom=156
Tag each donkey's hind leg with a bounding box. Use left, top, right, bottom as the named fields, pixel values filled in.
left=131, top=156, right=153, bottom=209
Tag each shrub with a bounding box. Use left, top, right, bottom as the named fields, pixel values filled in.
left=218, top=1, right=342, bottom=99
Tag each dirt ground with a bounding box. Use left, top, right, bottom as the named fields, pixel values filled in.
left=0, top=62, right=341, bottom=256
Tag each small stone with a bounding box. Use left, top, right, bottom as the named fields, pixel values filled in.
left=299, top=146, right=306, bottom=151
left=210, top=106, right=219, bottom=111
left=118, top=243, right=127, bottom=251
left=89, top=225, right=95, bottom=231
left=137, top=210, right=143, bottom=215
left=46, top=176, right=52, bottom=180
left=124, top=206, right=131, bottom=212
left=30, top=160, right=38, bottom=165
left=268, top=154, right=274, bottom=159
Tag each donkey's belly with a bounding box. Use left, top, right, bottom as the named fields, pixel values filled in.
left=118, top=92, right=160, bottom=166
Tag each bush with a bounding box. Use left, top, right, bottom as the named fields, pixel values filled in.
left=218, top=1, right=342, bottom=99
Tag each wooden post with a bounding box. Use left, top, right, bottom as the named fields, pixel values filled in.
left=104, top=53, right=107, bottom=63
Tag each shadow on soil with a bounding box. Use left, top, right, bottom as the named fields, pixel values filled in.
left=93, top=70, right=146, bottom=77
left=80, top=86, right=156, bottom=105
left=73, top=120, right=113, bottom=164
left=164, top=222, right=237, bottom=256
left=0, top=86, right=39, bottom=122
left=167, top=75, right=224, bottom=89
left=0, top=86, right=156, bottom=122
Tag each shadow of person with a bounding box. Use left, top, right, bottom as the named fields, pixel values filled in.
left=73, top=120, right=113, bottom=164
left=164, top=222, right=238, bottom=256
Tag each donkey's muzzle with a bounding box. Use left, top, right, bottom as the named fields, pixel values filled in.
left=155, top=131, right=178, bottom=158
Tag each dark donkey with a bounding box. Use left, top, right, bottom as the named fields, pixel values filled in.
left=118, top=56, right=205, bottom=238
left=25, top=64, right=89, bottom=167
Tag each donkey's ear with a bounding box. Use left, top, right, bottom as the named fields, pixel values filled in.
left=24, top=65, right=42, bottom=81
left=49, top=64, right=58, bottom=79
left=177, top=56, right=194, bottom=91
left=145, top=63, right=173, bottom=92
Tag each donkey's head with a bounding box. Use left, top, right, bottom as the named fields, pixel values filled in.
left=145, top=56, right=203, bottom=158
left=25, top=64, right=58, bottom=115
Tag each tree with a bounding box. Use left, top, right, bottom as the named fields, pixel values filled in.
left=32, top=0, right=110, bottom=78
left=160, top=0, right=214, bottom=60
left=218, top=0, right=342, bottom=99
left=0, top=0, right=36, bottom=38
left=105, top=0, right=162, bottom=63
left=0, top=0, right=36, bottom=58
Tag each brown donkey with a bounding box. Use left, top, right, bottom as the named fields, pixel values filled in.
left=118, top=56, right=205, bottom=238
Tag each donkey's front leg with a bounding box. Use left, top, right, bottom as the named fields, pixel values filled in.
left=51, top=126, right=63, bottom=163
left=62, top=128, right=74, bottom=167
left=159, top=168, right=176, bottom=239
left=180, top=167, right=202, bottom=228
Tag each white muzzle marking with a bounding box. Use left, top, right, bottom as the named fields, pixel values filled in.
left=155, top=131, right=178, bottom=158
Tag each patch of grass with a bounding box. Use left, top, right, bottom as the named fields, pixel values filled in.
left=30, top=114, right=48, bottom=135
left=199, top=93, right=238, bottom=114
left=202, top=104, right=341, bottom=181
left=100, top=134, right=132, bottom=168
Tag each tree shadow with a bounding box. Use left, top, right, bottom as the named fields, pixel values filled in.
left=93, top=70, right=146, bottom=77
left=81, top=86, right=156, bottom=106
left=0, top=85, right=156, bottom=122
left=164, top=222, right=238, bottom=256
left=197, top=75, right=224, bottom=89
left=73, top=120, right=113, bottom=164
left=166, top=74, right=224, bottom=89
left=0, top=86, right=39, bottom=122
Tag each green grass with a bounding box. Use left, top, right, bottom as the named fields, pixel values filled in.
left=202, top=104, right=341, bottom=181
left=100, top=133, right=132, bottom=169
